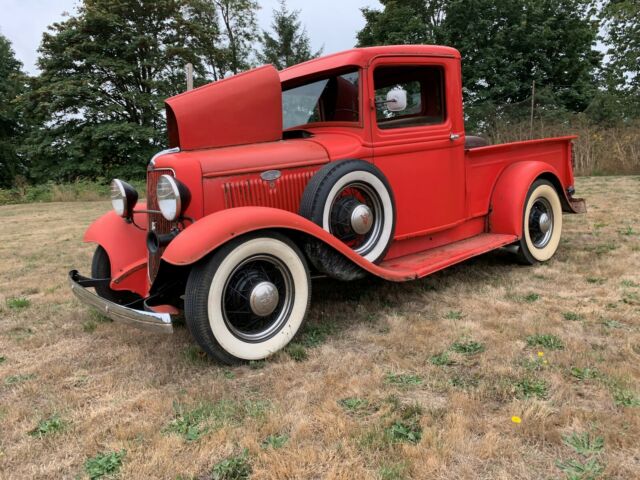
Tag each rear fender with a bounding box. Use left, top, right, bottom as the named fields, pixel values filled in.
left=161, top=207, right=403, bottom=280
left=83, top=207, right=149, bottom=295
left=489, top=161, right=568, bottom=238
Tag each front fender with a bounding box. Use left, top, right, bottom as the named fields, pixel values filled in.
left=161, top=207, right=408, bottom=281
left=488, top=161, right=564, bottom=238
left=83, top=206, right=149, bottom=295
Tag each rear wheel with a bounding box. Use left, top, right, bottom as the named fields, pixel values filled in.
left=184, top=232, right=311, bottom=364
left=516, top=180, right=563, bottom=265
left=91, top=246, right=141, bottom=305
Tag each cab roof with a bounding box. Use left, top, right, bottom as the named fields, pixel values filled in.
left=279, top=45, right=461, bottom=82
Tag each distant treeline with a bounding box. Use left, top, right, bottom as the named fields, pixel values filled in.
left=0, top=0, right=638, bottom=190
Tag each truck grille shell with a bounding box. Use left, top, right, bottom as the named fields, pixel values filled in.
left=222, top=170, right=314, bottom=212
left=147, top=168, right=174, bottom=281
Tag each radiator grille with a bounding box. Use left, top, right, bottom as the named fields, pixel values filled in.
left=223, top=170, right=314, bottom=212
left=147, top=169, right=174, bottom=281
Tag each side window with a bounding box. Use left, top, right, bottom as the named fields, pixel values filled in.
left=374, top=66, right=445, bottom=130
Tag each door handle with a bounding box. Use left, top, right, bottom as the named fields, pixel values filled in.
left=450, top=133, right=461, bottom=142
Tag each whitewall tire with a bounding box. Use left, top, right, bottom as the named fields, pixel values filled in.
left=299, top=160, right=396, bottom=279
left=185, top=232, right=311, bottom=364
left=517, top=180, right=563, bottom=264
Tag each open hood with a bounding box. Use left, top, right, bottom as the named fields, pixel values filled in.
left=165, top=65, right=283, bottom=151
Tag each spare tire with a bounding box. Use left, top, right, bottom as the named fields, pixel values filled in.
left=299, top=160, right=396, bottom=278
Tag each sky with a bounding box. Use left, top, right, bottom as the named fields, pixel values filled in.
left=0, top=0, right=382, bottom=75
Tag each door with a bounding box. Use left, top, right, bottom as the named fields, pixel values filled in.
left=369, top=56, right=466, bottom=239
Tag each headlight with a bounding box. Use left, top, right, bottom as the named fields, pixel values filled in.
left=157, top=175, right=191, bottom=221
left=110, top=179, right=138, bottom=218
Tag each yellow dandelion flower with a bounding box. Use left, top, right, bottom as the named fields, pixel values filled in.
left=537, top=351, right=544, bottom=357
left=511, top=416, right=522, bottom=424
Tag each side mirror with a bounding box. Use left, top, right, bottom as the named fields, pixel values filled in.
left=386, top=88, right=408, bottom=112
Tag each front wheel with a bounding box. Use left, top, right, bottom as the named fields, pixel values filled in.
left=516, top=179, right=563, bottom=265
left=184, top=232, right=311, bottom=364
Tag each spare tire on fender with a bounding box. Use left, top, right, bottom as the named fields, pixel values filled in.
left=299, top=160, right=396, bottom=280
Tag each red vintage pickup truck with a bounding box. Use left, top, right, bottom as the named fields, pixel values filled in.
left=70, top=45, right=585, bottom=364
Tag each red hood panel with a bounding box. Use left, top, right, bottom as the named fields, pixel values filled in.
left=156, top=139, right=329, bottom=177
left=165, top=66, right=283, bottom=151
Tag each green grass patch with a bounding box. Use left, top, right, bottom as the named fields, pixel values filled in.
left=563, top=311, right=583, bottom=321
left=261, top=433, right=289, bottom=450
left=563, top=432, right=604, bottom=456
left=430, top=351, right=454, bottom=366
left=450, top=340, right=485, bottom=355
left=299, top=323, right=337, bottom=348
left=285, top=343, right=308, bottom=362
left=0, top=355, right=5, bottom=364
left=443, top=310, right=464, bottom=320
left=586, top=277, right=606, bottom=285
left=211, top=449, right=251, bottom=480
left=601, top=319, right=624, bottom=329
left=385, top=420, right=422, bottom=444
left=385, top=372, right=423, bottom=386
left=379, top=462, right=408, bottom=480
left=182, top=345, right=209, bottom=365
left=6, top=297, right=30, bottom=310
left=570, top=367, right=600, bottom=381
left=514, top=378, right=548, bottom=399
left=5, top=373, right=36, bottom=385
left=164, top=399, right=270, bottom=442
left=618, top=226, right=636, bottom=236
left=84, top=450, right=126, bottom=480
left=556, top=458, right=604, bottom=480
left=612, top=388, right=640, bottom=407
left=29, top=414, right=67, bottom=438
left=526, top=334, right=564, bottom=350
left=620, top=279, right=639, bottom=288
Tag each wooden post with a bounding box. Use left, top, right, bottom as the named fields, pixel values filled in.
left=529, top=80, right=536, bottom=139
left=186, top=63, right=194, bottom=91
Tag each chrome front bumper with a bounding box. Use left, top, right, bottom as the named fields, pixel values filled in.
left=68, top=270, right=173, bottom=334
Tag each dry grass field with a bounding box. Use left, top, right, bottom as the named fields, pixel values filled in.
left=1, top=176, right=639, bottom=480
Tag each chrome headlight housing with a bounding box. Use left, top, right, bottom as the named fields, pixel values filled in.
left=110, top=179, right=138, bottom=218
left=157, top=175, right=191, bottom=221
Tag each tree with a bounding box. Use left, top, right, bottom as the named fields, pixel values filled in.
left=0, top=34, right=26, bottom=187
left=356, top=0, right=447, bottom=47
left=601, top=0, right=639, bottom=117
left=356, top=0, right=602, bottom=133
left=444, top=0, right=601, bottom=131
left=21, top=0, right=260, bottom=183
left=213, top=0, right=260, bottom=75
left=258, top=0, right=321, bottom=70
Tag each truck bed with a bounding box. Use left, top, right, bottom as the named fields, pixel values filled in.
left=465, top=136, right=576, bottom=218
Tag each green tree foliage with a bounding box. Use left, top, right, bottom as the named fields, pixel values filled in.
left=601, top=0, right=639, bottom=116
left=21, top=0, right=259, bottom=183
left=258, top=0, right=321, bottom=70
left=356, top=0, right=447, bottom=46
left=0, top=35, right=26, bottom=187
left=357, top=0, right=602, bottom=132
left=213, top=0, right=260, bottom=75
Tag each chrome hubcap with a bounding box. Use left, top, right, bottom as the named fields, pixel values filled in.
left=529, top=198, right=554, bottom=248
left=329, top=182, right=384, bottom=256
left=249, top=281, right=279, bottom=317
left=350, top=204, right=373, bottom=235
left=538, top=212, right=551, bottom=234
left=222, top=255, right=294, bottom=343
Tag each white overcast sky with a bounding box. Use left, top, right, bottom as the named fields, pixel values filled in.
left=0, top=0, right=382, bottom=75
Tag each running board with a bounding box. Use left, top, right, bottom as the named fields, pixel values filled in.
left=379, top=233, right=518, bottom=280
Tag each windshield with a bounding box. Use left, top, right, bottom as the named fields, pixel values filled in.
left=282, top=69, right=360, bottom=130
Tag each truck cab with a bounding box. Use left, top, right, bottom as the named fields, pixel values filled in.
left=70, top=45, right=585, bottom=364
